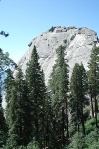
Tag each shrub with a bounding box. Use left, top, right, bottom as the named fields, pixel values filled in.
left=49, top=26, right=55, bottom=32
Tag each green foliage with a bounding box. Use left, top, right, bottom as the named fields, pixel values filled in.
left=5, top=68, right=32, bottom=147
left=63, top=39, right=67, bottom=44
left=66, top=129, right=99, bottom=149
left=4, top=69, right=15, bottom=126
left=0, top=104, right=7, bottom=148
left=1, top=46, right=99, bottom=149
left=85, top=129, right=99, bottom=148
left=66, top=133, right=86, bottom=149
left=88, top=47, right=99, bottom=97
left=70, top=63, right=88, bottom=135
left=85, top=118, right=96, bottom=134
left=87, top=46, right=99, bottom=127
left=0, top=49, right=16, bottom=75
left=0, top=49, right=15, bottom=148
left=26, top=46, right=47, bottom=148
left=0, top=49, right=16, bottom=108
left=48, top=26, right=55, bottom=32
left=85, top=117, right=99, bottom=134
left=4, top=134, right=18, bottom=149
left=26, top=140, right=39, bottom=149
left=48, top=45, right=69, bottom=147
left=66, top=123, right=99, bottom=149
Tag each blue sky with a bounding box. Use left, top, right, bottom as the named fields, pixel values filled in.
left=0, top=0, right=99, bottom=63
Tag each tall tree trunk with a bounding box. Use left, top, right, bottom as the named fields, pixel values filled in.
left=90, top=86, right=94, bottom=117
left=46, top=119, right=49, bottom=147
left=90, top=94, right=94, bottom=117
left=66, top=98, right=69, bottom=139
left=35, top=113, right=39, bottom=142
left=81, top=113, right=85, bottom=135
left=62, top=107, right=65, bottom=145
left=95, top=96, right=98, bottom=127
left=80, top=104, right=86, bottom=135
left=77, top=124, right=80, bottom=133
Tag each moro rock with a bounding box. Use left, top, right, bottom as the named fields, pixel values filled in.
left=17, top=26, right=99, bottom=84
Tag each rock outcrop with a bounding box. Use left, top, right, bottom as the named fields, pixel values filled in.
left=17, top=26, right=99, bottom=84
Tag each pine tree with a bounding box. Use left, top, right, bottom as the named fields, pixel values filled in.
left=5, top=69, right=15, bottom=125
left=43, top=91, right=57, bottom=149
left=0, top=49, right=16, bottom=77
left=57, top=47, right=69, bottom=145
left=5, top=68, right=31, bottom=147
left=0, top=96, right=7, bottom=148
left=0, top=49, right=15, bottom=148
left=37, top=70, right=48, bottom=148
left=25, top=45, right=46, bottom=148
left=70, top=63, right=88, bottom=135
left=88, top=46, right=99, bottom=127
left=48, top=45, right=69, bottom=147
left=0, top=49, right=16, bottom=113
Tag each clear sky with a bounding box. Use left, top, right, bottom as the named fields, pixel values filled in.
left=0, top=0, right=99, bottom=63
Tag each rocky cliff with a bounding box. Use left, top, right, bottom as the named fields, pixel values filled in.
left=17, top=26, right=99, bottom=84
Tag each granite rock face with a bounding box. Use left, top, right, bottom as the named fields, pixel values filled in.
left=17, top=26, right=99, bottom=84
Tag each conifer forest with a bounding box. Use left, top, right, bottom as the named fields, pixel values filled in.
left=0, top=45, right=99, bottom=149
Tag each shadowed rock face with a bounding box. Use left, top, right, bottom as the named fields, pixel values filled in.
left=17, top=26, right=99, bottom=84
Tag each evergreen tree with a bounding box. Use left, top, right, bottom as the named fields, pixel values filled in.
left=48, top=45, right=69, bottom=147
left=88, top=46, right=99, bottom=127
left=0, top=49, right=15, bottom=148
left=0, top=49, right=16, bottom=109
left=25, top=45, right=46, bottom=148
left=70, top=63, right=88, bottom=135
left=5, top=68, right=31, bottom=147
left=37, top=70, right=47, bottom=148
left=0, top=96, right=7, bottom=148
left=4, top=69, right=15, bottom=126
left=0, top=49, right=16, bottom=77
left=44, top=91, right=57, bottom=149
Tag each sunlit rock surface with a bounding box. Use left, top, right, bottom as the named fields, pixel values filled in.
left=17, top=26, right=99, bottom=84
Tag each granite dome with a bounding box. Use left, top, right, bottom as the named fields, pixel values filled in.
left=17, top=26, right=99, bottom=84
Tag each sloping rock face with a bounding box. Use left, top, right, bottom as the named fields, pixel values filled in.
left=17, top=26, right=99, bottom=84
